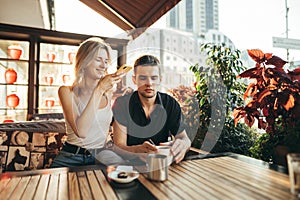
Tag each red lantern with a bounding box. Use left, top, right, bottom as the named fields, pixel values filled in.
left=68, top=52, right=76, bottom=64
left=6, top=94, right=20, bottom=108
left=5, top=68, right=17, bottom=84
left=45, top=74, right=54, bottom=85
left=8, top=45, right=23, bottom=59
left=47, top=52, right=56, bottom=62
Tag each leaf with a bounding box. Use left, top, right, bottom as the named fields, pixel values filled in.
left=247, top=49, right=263, bottom=63
left=257, top=89, right=272, bottom=103
left=199, top=97, right=206, bottom=107
left=258, top=118, right=267, bottom=129
left=291, top=104, right=300, bottom=118
left=233, top=108, right=245, bottom=125
left=265, top=55, right=288, bottom=69
left=237, top=67, right=262, bottom=79
left=247, top=49, right=272, bottom=64
left=243, top=83, right=257, bottom=99
left=289, top=67, right=300, bottom=74
left=283, top=94, right=295, bottom=111
left=274, top=98, right=278, bottom=110
left=264, top=67, right=291, bottom=83
left=245, top=115, right=255, bottom=127
left=265, top=116, right=276, bottom=133
left=262, top=107, right=269, bottom=116
left=288, top=67, right=300, bottom=81
left=268, top=78, right=278, bottom=88
left=245, top=100, right=257, bottom=110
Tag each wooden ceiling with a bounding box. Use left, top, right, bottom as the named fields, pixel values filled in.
left=79, top=0, right=181, bottom=39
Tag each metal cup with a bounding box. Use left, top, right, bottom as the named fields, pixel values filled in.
left=147, top=154, right=168, bottom=181
left=156, top=146, right=173, bottom=166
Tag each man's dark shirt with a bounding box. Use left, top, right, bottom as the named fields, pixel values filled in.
left=112, top=91, right=185, bottom=146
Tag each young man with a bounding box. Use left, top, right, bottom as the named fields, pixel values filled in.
left=112, top=55, right=191, bottom=164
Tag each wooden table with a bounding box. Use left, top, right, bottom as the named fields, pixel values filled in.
left=0, top=153, right=297, bottom=200
left=138, top=155, right=296, bottom=200
left=0, top=167, right=118, bottom=200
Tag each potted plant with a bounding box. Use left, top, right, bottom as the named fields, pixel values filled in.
left=233, top=49, right=300, bottom=165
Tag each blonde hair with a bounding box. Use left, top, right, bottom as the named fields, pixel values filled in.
left=71, top=37, right=112, bottom=89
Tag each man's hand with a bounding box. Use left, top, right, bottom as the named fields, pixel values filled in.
left=135, top=141, right=158, bottom=163
left=170, top=138, right=190, bottom=163
left=160, top=131, right=191, bottom=164
left=137, top=141, right=158, bottom=153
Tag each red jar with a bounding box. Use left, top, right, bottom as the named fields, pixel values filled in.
left=62, top=74, right=71, bottom=84
left=45, top=74, right=54, bottom=85
left=47, top=52, right=56, bottom=62
left=45, top=98, right=55, bottom=107
left=3, top=119, right=14, bottom=123
left=68, top=52, right=76, bottom=64
left=6, top=94, right=20, bottom=108
left=8, top=45, right=23, bottom=59
left=5, top=68, right=17, bottom=84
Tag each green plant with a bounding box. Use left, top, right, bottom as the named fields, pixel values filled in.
left=188, top=43, right=257, bottom=155
left=211, top=118, right=257, bottom=155
left=233, top=49, right=300, bottom=162
left=249, top=132, right=276, bottom=162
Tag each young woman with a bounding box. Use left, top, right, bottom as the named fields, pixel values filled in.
left=51, top=37, right=124, bottom=167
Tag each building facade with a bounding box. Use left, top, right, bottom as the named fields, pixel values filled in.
left=122, top=0, right=240, bottom=91
left=124, top=28, right=204, bottom=90
left=166, top=0, right=219, bottom=34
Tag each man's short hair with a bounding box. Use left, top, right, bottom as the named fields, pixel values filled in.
left=133, top=55, right=161, bottom=75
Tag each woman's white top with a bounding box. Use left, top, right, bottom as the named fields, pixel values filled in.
left=65, top=94, right=112, bottom=149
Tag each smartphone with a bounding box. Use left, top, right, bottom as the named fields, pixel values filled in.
left=117, top=64, right=133, bottom=74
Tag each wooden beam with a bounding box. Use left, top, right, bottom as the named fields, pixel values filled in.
left=79, top=0, right=135, bottom=30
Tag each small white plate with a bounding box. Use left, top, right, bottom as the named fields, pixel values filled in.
left=108, top=170, right=139, bottom=183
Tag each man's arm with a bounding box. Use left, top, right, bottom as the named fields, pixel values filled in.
left=112, top=120, right=157, bottom=154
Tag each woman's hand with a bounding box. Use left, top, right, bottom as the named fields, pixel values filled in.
left=96, top=73, right=122, bottom=93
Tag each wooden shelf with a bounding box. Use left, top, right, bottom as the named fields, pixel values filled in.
left=0, top=58, right=29, bottom=62
left=0, top=23, right=129, bottom=120
left=0, top=83, right=28, bottom=86
left=39, top=60, right=72, bottom=65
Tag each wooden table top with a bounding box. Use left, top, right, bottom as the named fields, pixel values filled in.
left=138, top=156, right=296, bottom=200
left=0, top=167, right=118, bottom=200
left=0, top=154, right=297, bottom=200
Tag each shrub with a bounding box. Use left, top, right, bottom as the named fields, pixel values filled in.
left=182, top=43, right=258, bottom=155
left=233, top=49, right=300, bottom=162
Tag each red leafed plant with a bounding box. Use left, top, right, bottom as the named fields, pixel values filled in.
left=233, top=49, right=300, bottom=135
